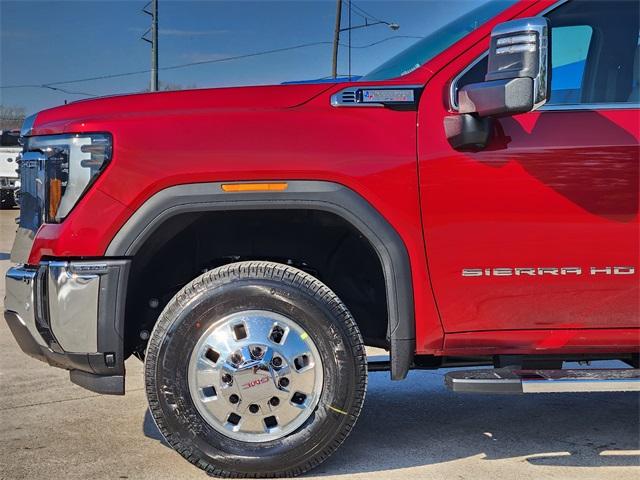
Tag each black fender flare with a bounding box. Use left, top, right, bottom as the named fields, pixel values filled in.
left=106, top=180, right=414, bottom=379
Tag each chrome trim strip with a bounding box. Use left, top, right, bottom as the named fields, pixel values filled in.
left=522, top=378, right=640, bottom=393
left=10, top=227, right=36, bottom=264
left=330, top=87, right=359, bottom=107
left=6, top=265, right=37, bottom=282
left=331, top=84, right=423, bottom=107
left=47, top=261, right=100, bottom=353
left=5, top=266, right=47, bottom=348
left=447, top=367, right=640, bottom=393
left=20, top=113, right=37, bottom=137
left=6, top=261, right=123, bottom=354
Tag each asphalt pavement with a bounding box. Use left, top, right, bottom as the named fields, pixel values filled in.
left=1, top=208, right=638, bottom=480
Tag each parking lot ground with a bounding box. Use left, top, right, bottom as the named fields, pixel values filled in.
left=1, top=208, right=639, bottom=480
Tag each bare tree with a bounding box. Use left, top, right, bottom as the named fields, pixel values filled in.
left=0, top=105, right=26, bottom=130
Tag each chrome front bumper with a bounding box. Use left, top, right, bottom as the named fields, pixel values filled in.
left=4, top=266, right=44, bottom=350
left=4, top=260, right=130, bottom=394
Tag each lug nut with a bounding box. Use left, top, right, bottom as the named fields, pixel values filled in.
left=249, top=404, right=260, bottom=413
left=278, top=377, right=289, bottom=388
left=270, top=397, right=280, bottom=407
left=231, top=353, right=242, bottom=364
left=229, top=394, right=240, bottom=404
left=271, top=356, right=283, bottom=368
left=251, top=346, right=263, bottom=358
left=221, top=373, right=233, bottom=384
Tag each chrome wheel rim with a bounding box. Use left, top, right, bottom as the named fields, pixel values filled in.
left=187, top=310, right=324, bottom=442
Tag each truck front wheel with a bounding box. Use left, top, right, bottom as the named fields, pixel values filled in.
left=144, top=261, right=367, bottom=477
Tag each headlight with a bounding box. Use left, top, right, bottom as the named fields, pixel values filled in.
left=24, top=133, right=112, bottom=222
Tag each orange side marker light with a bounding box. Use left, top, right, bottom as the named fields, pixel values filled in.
left=221, top=182, right=288, bottom=192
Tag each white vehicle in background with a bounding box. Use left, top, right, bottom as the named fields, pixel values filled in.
left=0, top=129, right=21, bottom=208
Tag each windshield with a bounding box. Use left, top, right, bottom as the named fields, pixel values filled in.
left=360, top=0, right=518, bottom=81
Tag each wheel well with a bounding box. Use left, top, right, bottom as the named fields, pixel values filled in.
left=124, top=209, right=389, bottom=357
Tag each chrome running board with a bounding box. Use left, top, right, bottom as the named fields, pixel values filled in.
left=445, top=368, right=640, bottom=394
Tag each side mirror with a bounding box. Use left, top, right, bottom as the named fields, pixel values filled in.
left=458, top=17, right=550, bottom=117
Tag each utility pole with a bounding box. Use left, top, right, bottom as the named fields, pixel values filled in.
left=331, top=1, right=399, bottom=79
left=331, top=0, right=342, bottom=79
left=142, top=0, right=159, bottom=91
left=151, top=0, right=158, bottom=92
left=347, top=0, right=351, bottom=80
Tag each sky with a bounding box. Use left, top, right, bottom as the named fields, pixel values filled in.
left=1, top=0, right=490, bottom=115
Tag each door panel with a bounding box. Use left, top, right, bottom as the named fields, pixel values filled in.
left=418, top=0, right=639, bottom=335
left=419, top=107, right=638, bottom=332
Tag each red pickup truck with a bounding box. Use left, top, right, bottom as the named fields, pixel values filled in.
left=5, top=0, right=639, bottom=477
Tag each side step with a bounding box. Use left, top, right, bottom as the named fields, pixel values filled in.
left=367, top=354, right=391, bottom=372
left=445, top=368, right=640, bottom=394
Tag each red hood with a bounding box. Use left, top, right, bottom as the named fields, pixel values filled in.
left=31, top=83, right=333, bottom=135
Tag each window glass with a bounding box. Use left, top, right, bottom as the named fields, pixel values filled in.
left=549, top=25, right=592, bottom=103
left=454, top=0, right=640, bottom=107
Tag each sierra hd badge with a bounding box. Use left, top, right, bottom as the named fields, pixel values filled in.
left=462, top=266, right=636, bottom=277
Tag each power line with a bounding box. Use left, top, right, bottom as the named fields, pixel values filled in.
left=0, top=41, right=333, bottom=89
left=349, top=8, right=368, bottom=22
left=348, top=2, right=375, bottom=23
left=42, top=85, right=99, bottom=97
left=1, top=85, right=99, bottom=98
left=347, top=35, right=423, bottom=48
left=349, top=2, right=384, bottom=23
left=0, top=35, right=424, bottom=93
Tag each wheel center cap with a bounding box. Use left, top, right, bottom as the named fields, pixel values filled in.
left=240, top=372, right=271, bottom=391
left=234, top=362, right=280, bottom=404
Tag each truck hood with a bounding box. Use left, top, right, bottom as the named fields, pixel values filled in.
left=30, top=83, right=334, bottom=135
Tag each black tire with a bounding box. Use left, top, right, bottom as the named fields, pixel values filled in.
left=145, top=261, right=367, bottom=478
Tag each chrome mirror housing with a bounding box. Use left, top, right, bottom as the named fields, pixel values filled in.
left=458, top=17, right=551, bottom=117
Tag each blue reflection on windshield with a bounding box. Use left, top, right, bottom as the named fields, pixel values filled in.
left=360, top=0, right=519, bottom=81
